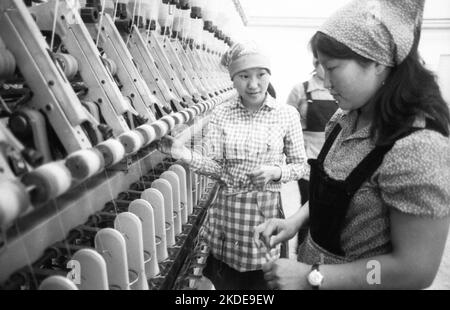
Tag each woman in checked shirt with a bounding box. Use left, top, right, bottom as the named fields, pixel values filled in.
left=158, top=42, right=308, bottom=289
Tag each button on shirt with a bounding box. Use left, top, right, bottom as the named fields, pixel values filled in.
left=190, top=94, right=307, bottom=271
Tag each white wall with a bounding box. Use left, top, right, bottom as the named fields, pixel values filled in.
left=238, top=0, right=450, bottom=105
left=439, top=54, right=450, bottom=108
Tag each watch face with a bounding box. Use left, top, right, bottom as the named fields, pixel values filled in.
left=308, top=270, right=324, bottom=286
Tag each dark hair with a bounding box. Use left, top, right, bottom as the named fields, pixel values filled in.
left=267, top=82, right=277, bottom=98
left=310, top=32, right=450, bottom=145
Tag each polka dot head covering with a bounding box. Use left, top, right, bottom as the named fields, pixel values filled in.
left=221, top=41, right=271, bottom=79
left=320, top=0, right=425, bottom=66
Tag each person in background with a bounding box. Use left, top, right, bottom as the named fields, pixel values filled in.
left=158, top=41, right=307, bottom=289
left=255, top=0, right=450, bottom=289
left=286, top=56, right=338, bottom=207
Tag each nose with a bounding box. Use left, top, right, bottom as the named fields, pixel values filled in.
left=248, top=76, right=259, bottom=89
left=323, top=71, right=332, bottom=91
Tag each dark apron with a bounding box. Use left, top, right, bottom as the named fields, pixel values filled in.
left=308, top=119, right=445, bottom=256
left=304, top=81, right=338, bottom=132
left=298, top=81, right=338, bottom=204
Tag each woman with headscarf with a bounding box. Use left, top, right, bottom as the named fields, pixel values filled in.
left=158, top=41, right=307, bottom=289
left=255, top=0, right=450, bottom=289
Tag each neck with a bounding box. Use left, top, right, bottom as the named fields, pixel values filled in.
left=356, top=102, right=374, bottom=130
left=241, top=94, right=266, bottom=113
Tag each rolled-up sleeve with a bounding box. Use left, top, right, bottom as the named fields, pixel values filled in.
left=189, top=110, right=225, bottom=181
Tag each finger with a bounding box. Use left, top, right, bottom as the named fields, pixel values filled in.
left=261, top=221, right=279, bottom=248
left=262, top=259, right=271, bottom=271
left=253, top=224, right=265, bottom=248
left=263, top=271, right=274, bottom=282
left=269, top=232, right=287, bottom=248
left=262, top=262, right=272, bottom=274
left=266, top=280, right=278, bottom=290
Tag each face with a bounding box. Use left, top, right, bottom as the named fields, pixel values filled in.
left=314, top=59, right=325, bottom=81
left=317, top=51, right=385, bottom=112
left=233, top=68, right=270, bottom=108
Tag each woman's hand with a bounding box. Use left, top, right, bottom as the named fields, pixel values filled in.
left=262, top=259, right=311, bottom=290
left=253, top=218, right=298, bottom=249
left=157, top=135, right=189, bottom=161
left=247, top=165, right=282, bottom=190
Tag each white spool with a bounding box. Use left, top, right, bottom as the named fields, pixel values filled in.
left=141, top=188, right=169, bottom=262
left=94, top=228, right=130, bottom=290
left=191, top=105, right=202, bottom=115
left=39, top=276, right=79, bottom=290
left=54, top=53, right=79, bottom=81
left=196, top=102, right=206, bottom=113
left=179, top=111, right=192, bottom=123
left=186, top=107, right=198, bottom=118
left=151, top=179, right=175, bottom=247
left=141, top=0, right=151, bottom=21
left=22, top=161, right=72, bottom=204
left=72, top=248, right=109, bottom=290
left=160, top=171, right=182, bottom=234
left=135, top=124, right=157, bottom=146
left=158, top=0, right=171, bottom=28
left=160, top=115, right=176, bottom=131
left=151, top=120, right=170, bottom=140
left=0, top=179, right=29, bottom=228
left=146, top=0, right=160, bottom=21
left=180, top=9, right=191, bottom=38
left=114, top=212, right=149, bottom=290
left=95, top=138, right=126, bottom=166
left=118, top=130, right=144, bottom=154
left=172, top=5, right=182, bottom=32
left=102, top=57, right=118, bottom=76
left=129, top=199, right=160, bottom=278
left=171, top=112, right=185, bottom=125
left=186, top=108, right=197, bottom=120
left=168, top=164, right=189, bottom=223
left=65, top=148, right=104, bottom=180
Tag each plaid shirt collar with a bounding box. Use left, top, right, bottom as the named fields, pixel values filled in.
left=232, top=93, right=278, bottom=112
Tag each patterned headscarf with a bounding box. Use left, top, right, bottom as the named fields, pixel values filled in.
left=221, top=41, right=271, bottom=79
left=320, top=0, right=425, bottom=66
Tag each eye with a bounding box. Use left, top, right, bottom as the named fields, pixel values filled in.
left=258, top=72, right=267, bottom=78
left=239, top=74, right=249, bottom=79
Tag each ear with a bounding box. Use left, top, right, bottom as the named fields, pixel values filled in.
left=374, top=62, right=389, bottom=76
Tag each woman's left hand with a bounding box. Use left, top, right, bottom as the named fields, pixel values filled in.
left=262, top=259, right=311, bottom=290
left=247, top=165, right=282, bottom=189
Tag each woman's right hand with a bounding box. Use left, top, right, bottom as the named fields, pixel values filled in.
left=253, top=218, right=298, bottom=249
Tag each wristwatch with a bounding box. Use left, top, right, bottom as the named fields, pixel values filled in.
left=307, top=263, right=324, bottom=290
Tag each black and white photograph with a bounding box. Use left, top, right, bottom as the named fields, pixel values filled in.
left=0, top=0, right=449, bottom=295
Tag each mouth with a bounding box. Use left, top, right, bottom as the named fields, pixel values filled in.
left=247, top=92, right=261, bottom=97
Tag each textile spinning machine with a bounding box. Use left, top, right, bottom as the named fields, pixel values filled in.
left=0, top=0, right=238, bottom=290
